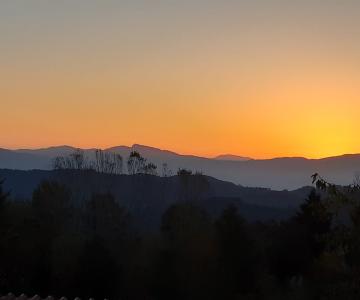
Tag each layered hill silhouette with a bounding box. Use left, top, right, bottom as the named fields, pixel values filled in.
left=214, top=154, right=252, bottom=161
left=0, top=169, right=312, bottom=230
left=1, top=144, right=360, bottom=190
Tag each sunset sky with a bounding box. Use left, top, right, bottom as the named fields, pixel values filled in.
left=1, top=0, right=360, bottom=159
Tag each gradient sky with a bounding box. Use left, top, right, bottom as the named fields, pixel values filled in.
left=1, top=0, right=360, bottom=158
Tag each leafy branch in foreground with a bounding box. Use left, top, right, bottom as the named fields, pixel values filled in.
left=312, top=173, right=360, bottom=195
left=311, top=173, right=360, bottom=262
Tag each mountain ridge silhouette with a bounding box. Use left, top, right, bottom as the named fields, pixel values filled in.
left=1, top=144, right=359, bottom=190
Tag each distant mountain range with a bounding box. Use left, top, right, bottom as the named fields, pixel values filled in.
left=213, top=154, right=252, bottom=161
left=1, top=144, right=360, bottom=190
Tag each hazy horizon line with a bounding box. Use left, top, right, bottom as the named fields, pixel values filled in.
left=2, top=143, right=359, bottom=161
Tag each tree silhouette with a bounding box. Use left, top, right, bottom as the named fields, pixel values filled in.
left=127, top=151, right=146, bottom=175
left=32, top=180, right=72, bottom=238
left=94, top=149, right=123, bottom=174
left=0, top=179, right=9, bottom=211
left=177, top=168, right=192, bottom=176
left=85, top=193, right=129, bottom=241
left=75, top=237, right=120, bottom=300
left=157, top=203, right=216, bottom=300
left=295, top=189, right=332, bottom=258
left=162, top=163, right=172, bottom=177
left=52, top=149, right=87, bottom=170
left=215, top=204, right=257, bottom=295
left=144, top=162, right=158, bottom=175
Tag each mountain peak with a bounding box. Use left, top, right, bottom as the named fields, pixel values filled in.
left=132, top=144, right=161, bottom=151
left=131, top=144, right=179, bottom=156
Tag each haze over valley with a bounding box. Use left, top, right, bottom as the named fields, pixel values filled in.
left=1, top=144, right=359, bottom=190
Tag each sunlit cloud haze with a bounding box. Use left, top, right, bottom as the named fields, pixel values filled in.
left=1, top=0, right=360, bottom=158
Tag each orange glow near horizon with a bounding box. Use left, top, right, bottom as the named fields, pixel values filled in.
left=1, top=1, right=360, bottom=159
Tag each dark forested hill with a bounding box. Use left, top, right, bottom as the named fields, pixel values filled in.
left=0, top=169, right=310, bottom=231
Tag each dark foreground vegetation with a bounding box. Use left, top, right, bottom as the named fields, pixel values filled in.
left=0, top=152, right=360, bottom=299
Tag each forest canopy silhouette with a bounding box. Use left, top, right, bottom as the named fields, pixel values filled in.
left=1, top=153, right=360, bottom=299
